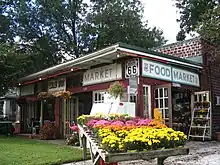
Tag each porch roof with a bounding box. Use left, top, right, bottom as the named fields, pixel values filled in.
left=17, top=43, right=202, bottom=85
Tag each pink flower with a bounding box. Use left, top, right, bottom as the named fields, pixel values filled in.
left=70, top=125, right=78, bottom=132
left=132, top=117, right=141, bottom=123
left=125, top=120, right=137, bottom=126
left=86, top=119, right=99, bottom=127
left=94, top=120, right=111, bottom=127
left=111, top=120, right=125, bottom=126
left=137, top=119, right=153, bottom=126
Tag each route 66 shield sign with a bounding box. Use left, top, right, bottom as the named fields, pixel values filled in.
left=125, top=58, right=139, bottom=78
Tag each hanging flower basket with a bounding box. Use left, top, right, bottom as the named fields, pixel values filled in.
left=38, top=92, right=54, bottom=99
left=54, top=91, right=72, bottom=99
left=107, top=81, right=126, bottom=99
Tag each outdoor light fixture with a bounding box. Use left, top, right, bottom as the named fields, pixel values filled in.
left=18, top=83, right=21, bottom=86
left=117, top=54, right=120, bottom=58
left=71, top=68, right=74, bottom=71
left=39, top=77, right=42, bottom=80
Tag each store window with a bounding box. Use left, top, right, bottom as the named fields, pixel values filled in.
left=129, top=95, right=136, bottom=103
left=143, top=85, right=151, bottom=118
left=93, top=90, right=106, bottom=103
left=155, top=88, right=169, bottom=120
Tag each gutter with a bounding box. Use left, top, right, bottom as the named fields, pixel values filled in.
left=117, top=47, right=202, bottom=69
left=18, top=44, right=119, bottom=82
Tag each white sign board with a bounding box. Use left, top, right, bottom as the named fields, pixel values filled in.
left=142, top=60, right=172, bottom=81
left=48, top=78, right=66, bottom=93
left=172, top=68, right=200, bottom=87
left=20, top=84, right=34, bottom=96
left=128, top=76, right=138, bottom=94
left=90, top=102, right=135, bottom=117
left=142, top=59, right=200, bottom=87
left=125, top=58, right=139, bottom=78
left=83, top=63, right=122, bottom=86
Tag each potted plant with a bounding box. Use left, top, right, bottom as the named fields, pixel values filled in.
left=107, top=81, right=126, bottom=99
left=38, top=92, right=54, bottom=99
left=54, top=91, right=72, bottom=99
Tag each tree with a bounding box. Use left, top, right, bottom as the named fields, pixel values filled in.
left=3, top=0, right=166, bottom=60
left=196, top=6, right=220, bottom=44
left=0, top=43, right=32, bottom=94
left=0, top=0, right=12, bottom=42
left=175, top=0, right=219, bottom=40
left=3, top=0, right=88, bottom=69
left=81, top=0, right=166, bottom=52
left=0, top=0, right=167, bottom=95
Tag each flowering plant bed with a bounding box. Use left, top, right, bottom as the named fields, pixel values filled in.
left=77, top=114, right=189, bottom=165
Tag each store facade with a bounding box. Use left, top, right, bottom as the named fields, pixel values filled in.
left=16, top=43, right=203, bottom=138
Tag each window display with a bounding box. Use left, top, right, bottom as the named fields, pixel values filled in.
left=172, top=90, right=191, bottom=134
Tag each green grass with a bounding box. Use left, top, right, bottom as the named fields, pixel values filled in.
left=0, top=136, right=83, bottom=165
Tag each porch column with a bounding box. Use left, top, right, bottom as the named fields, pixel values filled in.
left=55, top=97, right=60, bottom=129
left=63, top=99, right=67, bottom=138
left=40, top=100, right=43, bottom=126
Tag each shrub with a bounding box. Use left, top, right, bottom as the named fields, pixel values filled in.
left=66, top=132, right=80, bottom=146
left=39, top=123, right=56, bottom=140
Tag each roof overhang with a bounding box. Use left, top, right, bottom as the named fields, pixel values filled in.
left=117, top=47, right=203, bottom=69
left=18, top=43, right=203, bottom=85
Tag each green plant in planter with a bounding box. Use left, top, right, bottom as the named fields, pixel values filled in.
left=107, top=81, right=126, bottom=99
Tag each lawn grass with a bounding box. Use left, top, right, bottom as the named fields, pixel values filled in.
left=0, top=136, right=83, bottom=165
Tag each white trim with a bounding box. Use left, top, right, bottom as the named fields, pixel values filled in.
left=93, top=90, right=107, bottom=104
left=155, top=87, right=169, bottom=120
left=117, top=47, right=202, bottom=69
left=143, top=85, right=152, bottom=119
left=19, top=44, right=119, bottom=82
left=73, top=49, right=117, bottom=68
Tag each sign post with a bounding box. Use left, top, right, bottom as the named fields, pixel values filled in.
left=128, top=76, right=138, bottom=95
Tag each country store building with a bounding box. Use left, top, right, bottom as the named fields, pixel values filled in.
left=15, top=38, right=220, bottom=139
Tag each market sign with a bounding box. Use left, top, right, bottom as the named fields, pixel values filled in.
left=83, top=63, right=122, bottom=86
left=20, top=84, right=35, bottom=96
left=142, top=59, right=200, bottom=87
left=172, top=68, right=199, bottom=87
left=48, top=78, right=66, bottom=93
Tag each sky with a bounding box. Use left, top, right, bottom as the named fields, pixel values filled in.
left=142, top=0, right=181, bottom=44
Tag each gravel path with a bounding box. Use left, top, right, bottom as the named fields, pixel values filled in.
left=63, top=141, right=220, bottom=165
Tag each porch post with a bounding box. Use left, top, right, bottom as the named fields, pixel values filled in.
left=63, top=99, right=66, bottom=138
left=40, top=100, right=43, bottom=126
left=55, top=97, right=60, bottom=129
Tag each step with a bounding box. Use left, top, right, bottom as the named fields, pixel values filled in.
left=190, top=126, right=210, bottom=128
left=188, top=135, right=211, bottom=138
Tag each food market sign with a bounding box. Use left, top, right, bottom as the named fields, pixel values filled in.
left=83, top=63, right=122, bottom=86
left=142, top=59, right=200, bottom=87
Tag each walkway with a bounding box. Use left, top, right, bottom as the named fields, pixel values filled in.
left=62, top=141, right=220, bottom=165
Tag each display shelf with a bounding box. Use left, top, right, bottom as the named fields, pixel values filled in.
left=188, top=101, right=211, bottom=141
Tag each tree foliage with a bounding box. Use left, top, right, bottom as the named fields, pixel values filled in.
left=0, top=0, right=167, bottom=94
left=82, top=0, right=166, bottom=52
left=0, top=43, right=32, bottom=94
left=175, top=0, right=219, bottom=40
left=196, top=5, right=220, bottom=44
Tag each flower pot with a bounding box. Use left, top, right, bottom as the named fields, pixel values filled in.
left=216, top=132, right=220, bottom=142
